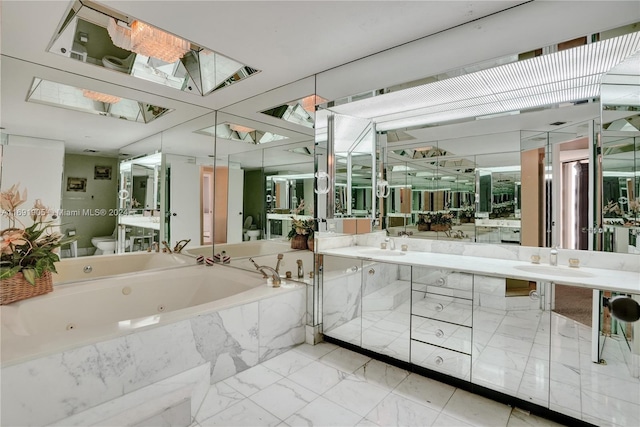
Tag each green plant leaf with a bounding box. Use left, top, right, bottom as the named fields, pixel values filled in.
left=0, top=265, right=21, bottom=279
left=22, top=268, right=37, bottom=285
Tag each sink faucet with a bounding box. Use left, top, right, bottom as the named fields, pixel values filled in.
left=296, top=259, right=304, bottom=278
left=385, top=237, right=396, bottom=250
left=275, top=253, right=284, bottom=273
left=161, top=240, right=172, bottom=253
left=173, top=239, right=191, bottom=253
left=549, top=246, right=558, bottom=266
left=252, top=264, right=282, bottom=286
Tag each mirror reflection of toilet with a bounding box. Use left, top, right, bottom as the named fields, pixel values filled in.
left=91, top=228, right=117, bottom=255
left=243, top=216, right=261, bottom=241
left=102, top=52, right=135, bottom=73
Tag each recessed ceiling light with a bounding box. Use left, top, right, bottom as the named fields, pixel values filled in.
left=549, top=121, right=567, bottom=126
left=83, top=149, right=99, bottom=153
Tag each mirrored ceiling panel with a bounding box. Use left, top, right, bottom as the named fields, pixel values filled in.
left=196, top=123, right=289, bottom=145
left=48, top=1, right=259, bottom=96
left=260, top=95, right=327, bottom=128
left=27, top=78, right=171, bottom=123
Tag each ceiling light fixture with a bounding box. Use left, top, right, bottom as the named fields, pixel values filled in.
left=82, top=89, right=121, bottom=104
left=107, top=18, right=190, bottom=63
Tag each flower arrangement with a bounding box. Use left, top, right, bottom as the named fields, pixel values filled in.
left=416, top=213, right=431, bottom=231
left=287, top=217, right=315, bottom=240
left=431, top=211, right=453, bottom=225
left=1, top=184, right=73, bottom=285
left=461, top=205, right=475, bottom=218
left=603, top=200, right=622, bottom=217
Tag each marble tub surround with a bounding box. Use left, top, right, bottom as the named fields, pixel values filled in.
left=1, top=274, right=305, bottom=426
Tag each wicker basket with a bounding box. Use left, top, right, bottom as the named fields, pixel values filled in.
left=290, top=234, right=308, bottom=250
left=1, top=270, right=53, bottom=305
left=431, top=224, right=451, bottom=232
left=307, top=238, right=315, bottom=252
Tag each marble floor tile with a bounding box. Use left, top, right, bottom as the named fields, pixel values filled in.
left=442, top=389, right=511, bottom=427
left=291, top=342, right=337, bottom=360
left=195, top=382, right=245, bottom=423
left=364, top=392, right=439, bottom=427
left=506, top=409, right=565, bottom=426
left=287, top=360, right=348, bottom=394
left=432, top=412, right=474, bottom=426
left=223, top=365, right=283, bottom=397
left=284, top=396, right=362, bottom=427
left=319, top=346, right=372, bottom=373
left=260, top=348, right=315, bottom=377
left=323, top=375, right=390, bottom=416
left=392, top=373, right=456, bottom=411
left=198, top=398, right=281, bottom=427
left=249, top=378, right=318, bottom=420
left=353, top=359, right=409, bottom=389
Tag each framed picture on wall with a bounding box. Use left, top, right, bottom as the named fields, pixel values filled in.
left=94, top=165, right=112, bottom=180
left=67, top=177, right=87, bottom=192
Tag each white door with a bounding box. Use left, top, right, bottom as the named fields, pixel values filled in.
left=168, top=159, right=200, bottom=247
left=226, top=168, right=244, bottom=243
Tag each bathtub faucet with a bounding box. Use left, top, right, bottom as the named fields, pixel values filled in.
left=173, top=239, right=191, bottom=253
left=253, top=264, right=282, bottom=286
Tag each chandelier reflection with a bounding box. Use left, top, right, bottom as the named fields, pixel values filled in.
left=82, top=89, right=121, bottom=104
left=107, top=18, right=190, bottom=63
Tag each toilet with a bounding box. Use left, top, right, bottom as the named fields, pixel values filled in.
left=91, top=229, right=117, bottom=255
left=243, top=216, right=261, bottom=241
left=102, top=52, right=135, bottom=73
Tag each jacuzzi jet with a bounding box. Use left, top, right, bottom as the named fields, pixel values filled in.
left=83, top=265, right=93, bottom=273
left=157, top=305, right=166, bottom=312
left=122, top=286, right=132, bottom=295
left=66, top=323, right=76, bottom=331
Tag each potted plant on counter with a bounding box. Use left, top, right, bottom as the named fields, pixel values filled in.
left=430, top=211, right=453, bottom=232
left=287, top=217, right=315, bottom=250
left=416, top=213, right=431, bottom=231
left=0, top=184, right=75, bottom=305
left=460, top=205, right=475, bottom=223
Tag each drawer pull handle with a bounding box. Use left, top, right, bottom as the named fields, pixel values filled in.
left=435, top=303, right=444, bottom=312
left=435, top=356, right=444, bottom=366
left=529, top=290, right=539, bottom=300
left=435, top=329, right=444, bottom=338
left=436, top=278, right=445, bottom=286
left=368, top=268, right=375, bottom=275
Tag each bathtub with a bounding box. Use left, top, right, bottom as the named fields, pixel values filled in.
left=185, top=240, right=295, bottom=259
left=1, top=264, right=306, bottom=426
left=52, top=251, right=194, bottom=284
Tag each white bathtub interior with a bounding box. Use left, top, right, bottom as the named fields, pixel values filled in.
left=52, top=251, right=194, bottom=284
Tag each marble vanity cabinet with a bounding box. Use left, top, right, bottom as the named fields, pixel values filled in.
left=411, top=267, right=473, bottom=380
left=321, top=255, right=411, bottom=361
left=472, top=274, right=551, bottom=407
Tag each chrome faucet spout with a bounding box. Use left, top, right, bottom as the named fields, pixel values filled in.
left=161, top=241, right=172, bottom=253
left=385, top=237, right=396, bottom=250
left=296, top=259, right=304, bottom=279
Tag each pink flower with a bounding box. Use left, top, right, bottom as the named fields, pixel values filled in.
left=1, top=229, right=28, bottom=254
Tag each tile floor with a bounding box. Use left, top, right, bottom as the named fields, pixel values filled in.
left=189, top=342, right=566, bottom=427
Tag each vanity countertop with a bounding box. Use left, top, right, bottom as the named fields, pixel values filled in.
left=320, top=246, right=640, bottom=294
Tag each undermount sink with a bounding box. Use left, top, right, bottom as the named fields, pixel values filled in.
left=514, top=264, right=594, bottom=278
left=357, top=249, right=406, bottom=257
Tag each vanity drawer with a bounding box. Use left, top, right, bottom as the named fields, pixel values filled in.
left=411, top=291, right=473, bottom=327
left=410, top=340, right=471, bottom=381
left=412, top=268, right=472, bottom=299
left=411, top=316, right=471, bottom=354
